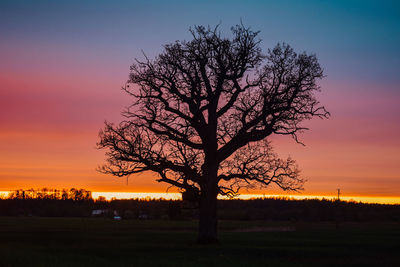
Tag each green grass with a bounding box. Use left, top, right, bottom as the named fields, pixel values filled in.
left=0, top=217, right=399, bottom=266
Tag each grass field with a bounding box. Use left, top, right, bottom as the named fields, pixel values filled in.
left=0, top=217, right=399, bottom=266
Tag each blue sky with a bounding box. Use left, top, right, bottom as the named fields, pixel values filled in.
left=1, top=0, right=399, bottom=86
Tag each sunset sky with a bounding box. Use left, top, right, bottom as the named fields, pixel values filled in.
left=1, top=0, right=399, bottom=201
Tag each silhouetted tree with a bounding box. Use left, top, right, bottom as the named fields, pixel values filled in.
left=7, top=188, right=92, bottom=201
left=98, top=24, right=329, bottom=243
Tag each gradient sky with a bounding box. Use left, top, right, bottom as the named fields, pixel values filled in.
left=1, top=0, right=399, bottom=198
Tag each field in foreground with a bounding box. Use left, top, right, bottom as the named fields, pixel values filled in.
left=0, top=217, right=399, bottom=267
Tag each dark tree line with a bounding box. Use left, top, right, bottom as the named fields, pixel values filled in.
left=1, top=195, right=399, bottom=222
left=8, top=188, right=92, bottom=201
left=1, top=188, right=93, bottom=217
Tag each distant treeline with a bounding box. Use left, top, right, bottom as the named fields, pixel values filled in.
left=1, top=188, right=399, bottom=222
left=218, top=198, right=400, bottom=222
left=6, top=188, right=92, bottom=201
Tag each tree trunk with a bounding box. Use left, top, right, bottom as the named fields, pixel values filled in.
left=197, top=190, right=218, bottom=244
left=198, top=135, right=219, bottom=244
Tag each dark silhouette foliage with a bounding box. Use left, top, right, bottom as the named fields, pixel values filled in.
left=2, top=188, right=93, bottom=217
left=98, top=24, right=329, bottom=242
left=8, top=188, right=92, bottom=201
left=1, top=193, right=399, bottom=222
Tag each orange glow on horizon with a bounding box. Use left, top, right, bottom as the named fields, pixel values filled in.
left=1, top=191, right=399, bottom=205
left=87, top=192, right=400, bottom=205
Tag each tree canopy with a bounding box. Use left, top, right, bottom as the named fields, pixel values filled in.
left=98, top=24, right=329, bottom=242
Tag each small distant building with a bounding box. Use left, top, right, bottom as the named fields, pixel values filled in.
left=91, top=209, right=118, bottom=217
left=91, top=209, right=107, bottom=216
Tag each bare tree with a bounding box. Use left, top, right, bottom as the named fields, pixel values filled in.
left=98, top=24, right=329, bottom=243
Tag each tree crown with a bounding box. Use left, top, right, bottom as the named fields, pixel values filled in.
left=98, top=24, right=329, bottom=197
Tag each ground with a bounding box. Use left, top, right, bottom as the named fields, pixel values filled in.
left=0, top=217, right=399, bottom=266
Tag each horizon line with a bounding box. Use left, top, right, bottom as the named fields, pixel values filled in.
left=1, top=191, right=399, bottom=205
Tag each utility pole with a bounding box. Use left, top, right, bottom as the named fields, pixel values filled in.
left=337, top=188, right=340, bottom=201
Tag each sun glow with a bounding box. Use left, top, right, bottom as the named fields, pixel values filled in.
left=93, top=192, right=400, bottom=204
left=1, top=191, right=399, bottom=204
